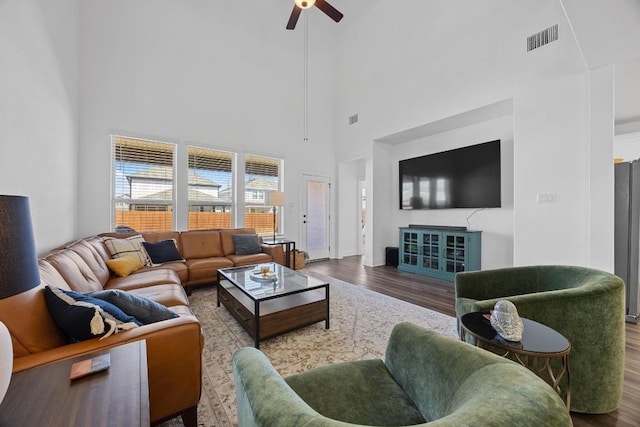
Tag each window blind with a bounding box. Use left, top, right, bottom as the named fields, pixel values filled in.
left=244, top=154, right=282, bottom=235
left=111, top=135, right=175, bottom=232
left=187, top=146, right=234, bottom=230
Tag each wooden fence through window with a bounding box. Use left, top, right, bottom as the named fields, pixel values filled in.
left=114, top=211, right=278, bottom=234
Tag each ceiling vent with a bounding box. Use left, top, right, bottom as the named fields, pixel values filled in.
left=527, top=24, right=558, bottom=52
left=348, top=114, right=359, bottom=125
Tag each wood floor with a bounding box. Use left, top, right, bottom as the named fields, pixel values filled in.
left=305, top=256, right=640, bottom=427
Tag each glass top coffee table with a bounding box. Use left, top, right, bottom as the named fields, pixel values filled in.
left=460, top=311, right=571, bottom=407
left=217, top=263, right=329, bottom=348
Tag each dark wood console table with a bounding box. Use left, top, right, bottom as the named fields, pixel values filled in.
left=263, top=238, right=296, bottom=268
left=0, top=340, right=149, bottom=426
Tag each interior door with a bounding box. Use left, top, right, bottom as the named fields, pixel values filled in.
left=359, top=180, right=366, bottom=256
left=302, top=175, right=331, bottom=260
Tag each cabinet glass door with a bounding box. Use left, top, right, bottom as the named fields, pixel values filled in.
left=402, top=231, right=419, bottom=266
left=445, top=235, right=466, bottom=273
left=421, top=232, right=440, bottom=271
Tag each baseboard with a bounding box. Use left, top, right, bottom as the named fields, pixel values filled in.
left=339, top=250, right=358, bottom=258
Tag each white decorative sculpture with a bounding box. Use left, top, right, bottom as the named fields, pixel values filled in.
left=490, top=300, right=524, bottom=342
left=0, top=321, right=13, bottom=405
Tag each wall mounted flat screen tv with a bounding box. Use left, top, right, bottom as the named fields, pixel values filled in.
left=399, top=140, right=501, bottom=210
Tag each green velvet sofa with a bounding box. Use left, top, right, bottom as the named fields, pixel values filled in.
left=455, top=265, right=625, bottom=414
left=233, top=322, right=571, bottom=427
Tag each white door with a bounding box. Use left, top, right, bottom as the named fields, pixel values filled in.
left=359, top=180, right=367, bottom=256
left=302, top=175, right=331, bottom=260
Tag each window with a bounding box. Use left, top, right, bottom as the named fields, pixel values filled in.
left=188, top=146, right=234, bottom=230
left=111, top=136, right=284, bottom=232
left=112, top=136, right=175, bottom=232
left=244, top=154, right=281, bottom=235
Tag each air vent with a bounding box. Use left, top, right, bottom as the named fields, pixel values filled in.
left=348, top=114, right=358, bottom=125
left=527, top=24, right=558, bottom=52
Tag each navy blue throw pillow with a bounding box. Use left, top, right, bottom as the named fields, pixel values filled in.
left=44, top=286, right=141, bottom=342
left=89, top=289, right=179, bottom=325
left=141, top=239, right=184, bottom=264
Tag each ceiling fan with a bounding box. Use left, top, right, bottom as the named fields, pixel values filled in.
left=286, top=0, right=344, bottom=30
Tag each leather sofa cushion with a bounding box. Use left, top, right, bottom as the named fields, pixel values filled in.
left=226, top=253, right=272, bottom=266
left=105, top=268, right=181, bottom=292
left=147, top=261, right=189, bottom=283
left=42, top=250, right=104, bottom=293
left=168, top=304, right=195, bottom=317
left=180, top=230, right=225, bottom=259
left=68, top=239, right=112, bottom=285
left=126, top=283, right=190, bottom=307
left=185, top=257, right=234, bottom=283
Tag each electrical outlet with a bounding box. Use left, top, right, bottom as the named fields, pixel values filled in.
left=537, top=193, right=556, bottom=203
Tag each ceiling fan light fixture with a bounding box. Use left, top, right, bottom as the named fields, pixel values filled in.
left=294, top=0, right=315, bottom=10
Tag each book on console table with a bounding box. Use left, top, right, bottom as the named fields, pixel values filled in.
left=69, top=354, right=110, bottom=380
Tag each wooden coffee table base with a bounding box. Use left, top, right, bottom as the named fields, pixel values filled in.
left=218, top=279, right=329, bottom=348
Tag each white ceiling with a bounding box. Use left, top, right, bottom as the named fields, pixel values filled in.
left=292, top=0, right=640, bottom=126
left=559, top=0, right=640, bottom=128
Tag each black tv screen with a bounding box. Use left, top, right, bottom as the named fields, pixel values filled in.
left=399, top=140, right=501, bottom=210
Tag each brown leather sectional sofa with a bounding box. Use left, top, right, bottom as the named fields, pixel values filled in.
left=100, top=227, right=285, bottom=291
left=0, top=227, right=284, bottom=427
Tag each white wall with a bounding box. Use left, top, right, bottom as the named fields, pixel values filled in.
left=77, top=0, right=338, bottom=247
left=615, top=133, right=640, bottom=161
left=334, top=0, right=606, bottom=268
left=588, top=66, right=615, bottom=271
left=0, top=0, right=79, bottom=252
left=5, top=0, right=638, bottom=266
left=337, top=158, right=365, bottom=258
left=387, top=116, right=515, bottom=270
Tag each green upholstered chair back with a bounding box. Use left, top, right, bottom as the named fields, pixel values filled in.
left=233, top=322, right=572, bottom=427
left=455, top=265, right=625, bottom=414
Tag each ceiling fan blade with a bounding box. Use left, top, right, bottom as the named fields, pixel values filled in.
left=315, top=0, right=344, bottom=23
left=286, top=5, right=302, bottom=30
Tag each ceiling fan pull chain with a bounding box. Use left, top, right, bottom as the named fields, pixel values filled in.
left=303, top=13, right=309, bottom=142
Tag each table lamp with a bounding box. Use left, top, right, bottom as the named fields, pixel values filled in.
left=266, top=191, right=285, bottom=243
left=0, top=195, right=40, bottom=405
left=0, top=195, right=41, bottom=300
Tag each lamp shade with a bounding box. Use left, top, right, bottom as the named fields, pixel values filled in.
left=0, top=195, right=40, bottom=299
left=267, top=191, right=285, bottom=207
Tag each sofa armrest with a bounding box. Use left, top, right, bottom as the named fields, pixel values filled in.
left=13, top=315, right=203, bottom=424
left=261, top=244, right=285, bottom=265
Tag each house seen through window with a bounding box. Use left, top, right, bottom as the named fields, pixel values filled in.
left=188, top=146, right=234, bottom=230
left=111, top=135, right=284, bottom=234
left=245, top=154, right=282, bottom=235
left=112, top=136, right=175, bottom=232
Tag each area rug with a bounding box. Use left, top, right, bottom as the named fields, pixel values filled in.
left=160, top=274, right=457, bottom=427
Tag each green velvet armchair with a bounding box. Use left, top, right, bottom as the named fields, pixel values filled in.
left=455, top=265, right=625, bottom=414
left=233, top=322, right=571, bottom=427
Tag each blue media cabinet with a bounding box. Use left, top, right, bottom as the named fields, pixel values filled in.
left=398, top=227, right=481, bottom=281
